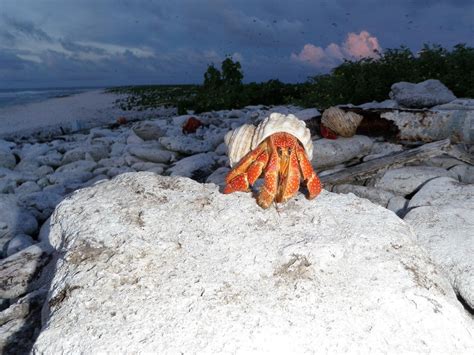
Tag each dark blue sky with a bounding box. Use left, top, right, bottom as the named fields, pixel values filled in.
left=1, top=0, right=473, bottom=88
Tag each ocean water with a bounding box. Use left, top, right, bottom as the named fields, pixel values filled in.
left=0, top=87, right=103, bottom=109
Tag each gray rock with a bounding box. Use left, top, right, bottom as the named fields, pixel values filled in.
left=18, top=191, right=64, bottom=221
left=14, top=181, right=41, bottom=196
left=56, top=160, right=97, bottom=174
left=404, top=177, right=474, bottom=309
left=47, top=171, right=93, bottom=187
left=32, top=173, right=474, bottom=353
left=131, top=162, right=166, bottom=174
left=312, top=136, right=373, bottom=169
left=107, top=167, right=135, bottom=178
left=432, top=98, right=474, bottom=110
left=0, top=151, right=16, bottom=170
left=0, top=195, right=38, bottom=252
left=293, top=108, right=320, bottom=121
left=0, top=243, right=51, bottom=299
left=375, top=166, right=457, bottom=196
left=389, top=79, right=456, bottom=108
left=0, top=178, right=16, bottom=194
left=387, top=196, right=408, bottom=217
left=4, top=234, right=34, bottom=257
left=449, top=164, right=474, bottom=184
left=358, top=99, right=399, bottom=109
left=37, top=150, right=63, bottom=168
left=0, top=288, right=48, bottom=354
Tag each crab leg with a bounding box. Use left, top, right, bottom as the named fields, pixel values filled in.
left=296, top=144, right=322, bottom=199
left=224, top=144, right=268, bottom=194
left=276, top=147, right=301, bottom=203
left=256, top=147, right=280, bottom=209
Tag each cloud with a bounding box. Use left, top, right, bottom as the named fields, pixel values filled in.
left=291, top=31, right=382, bottom=68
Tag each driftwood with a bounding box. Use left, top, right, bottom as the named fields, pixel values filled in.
left=320, top=139, right=452, bottom=187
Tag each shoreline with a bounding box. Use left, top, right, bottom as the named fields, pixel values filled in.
left=0, top=89, right=175, bottom=141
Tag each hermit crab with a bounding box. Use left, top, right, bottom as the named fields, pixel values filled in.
left=223, top=113, right=322, bottom=209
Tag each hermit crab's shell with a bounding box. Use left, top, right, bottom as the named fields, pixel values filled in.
left=224, top=113, right=313, bottom=168
left=224, top=123, right=256, bottom=167
left=321, top=107, right=363, bottom=137
left=252, top=113, right=313, bottom=159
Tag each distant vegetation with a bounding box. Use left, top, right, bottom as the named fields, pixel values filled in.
left=110, top=44, right=474, bottom=113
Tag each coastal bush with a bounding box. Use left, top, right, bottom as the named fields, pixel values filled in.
left=302, top=43, right=474, bottom=108
left=110, top=43, right=473, bottom=112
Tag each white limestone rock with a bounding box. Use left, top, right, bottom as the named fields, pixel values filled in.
left=159, top=136, right=218, bottom=155
left=132, top=121, right=167, bottom=141
left=0, top=243, right=51, bottom=299
left=375, top=166, right=457, bottom=196
left=127, top=145, right=174, bottom=164
left=106, top=167, right=135, bottom=178
left=37, top=150, right=63, bottom=168
left=168, top=153, right=216, bottom=178
left=387, top=196, right=408, bottom=217
left=205, top=166, right=230, bottom=188
left=131, top=162, right=166, bottom=174
left=358, top=99, right=399, bottom=109
left=14, top=181, right=41, bottom=196
left=389, top=79, right=456, bottom=108
left=0, top=288, right=48, bottom=354
left=449, top=164, right=474, bottom=184
left=18, top=191, right=64, bottom=221
left=312, top=135, right=373, bottom=169
left=294, top=108, right=320, bottom=121
left=432, top=98, right=474, bottom=110
left=56, top=160, right=97, bottom=174
left=0, top=195, right=38, bottom=252
left=0, top=151, right=16, bottom=170
left=47, top=171, right=93, bottom=188
left=4, top=234, right=34, bottom=257
left=32, top=173, right=474, bottom=353
left=404, top=177, right=474, bottom=309
left=332, top=184, right=395, bottom=207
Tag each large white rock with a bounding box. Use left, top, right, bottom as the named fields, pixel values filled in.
left=332, top=184, right=395, bottom=207
left=404, top=177, right=474, bottom=309
left=375, top=166, right=457, bottom=196
left=33, top=173, right=473, bottom=353
left=312, top=135, right=373, bottom=169
left=389, top=79, right=456, bottom=108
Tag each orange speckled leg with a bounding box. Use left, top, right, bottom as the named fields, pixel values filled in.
left=276, top=147, right=301, bottom=203
left=224, top=145, right=268, bottom=194
left=257, top=148, right=280, bottom=209
left=296, top=144, right=322, bottom=199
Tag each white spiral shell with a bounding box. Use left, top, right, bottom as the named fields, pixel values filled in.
left=321, top=107, right=363, bottom=137
left=224, top=124, right=256, bottom=168
left=225, top=113, right=313, bottom=167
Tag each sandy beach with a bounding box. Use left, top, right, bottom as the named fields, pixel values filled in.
left=0, top=90, right=173, bottom=140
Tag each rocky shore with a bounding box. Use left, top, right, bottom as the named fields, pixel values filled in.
left=0, top=80, right=473, bottom=353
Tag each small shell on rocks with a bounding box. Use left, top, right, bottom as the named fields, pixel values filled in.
left=224, top=124, right=256, bottom=167
left=321, top=107, right=363, bottom=137
left=225, top=113, right=313, bottom=167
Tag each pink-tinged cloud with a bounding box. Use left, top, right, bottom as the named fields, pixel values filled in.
left=291, top=31, right=382, bottom=68
left=344, top=31, right=381, bottom=58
